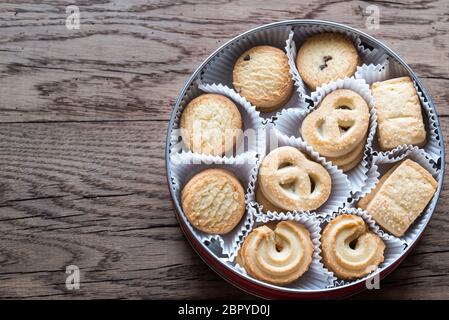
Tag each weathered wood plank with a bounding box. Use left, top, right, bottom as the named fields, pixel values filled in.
left=0, top=0, right=447, bottom=299
left=0, top=0, right=448, bottom=122
left=0, top=119, right=448, bottom=299
left=0, top=120, right=249, bottom=299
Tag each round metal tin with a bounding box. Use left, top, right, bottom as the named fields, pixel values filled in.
left=165, top=20, right=445, bottom=299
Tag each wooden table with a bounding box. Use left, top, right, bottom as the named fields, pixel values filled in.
left=0, top=0, right=447, bottom=299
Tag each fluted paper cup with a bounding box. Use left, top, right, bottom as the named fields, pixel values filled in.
left=169, top=152, right=258, bottom=258
left=200, top=25, right=308, bottom=120
left=355, top=60, right=442, bottom=162
left=285, top=24, right=388, bottom=98
left=274, top=77, right=376, bottom=194
left=352, top=146, right=440, bottom=244
left=168, top=81, right=264, bottom=157
left=320, top=207, right=405, bottom=287
left=229, top=209, right=334, bottom=290
left=251, top=126, right=352, bottom=219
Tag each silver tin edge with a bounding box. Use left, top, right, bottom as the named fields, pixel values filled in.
left=164, top=19, right=445, bottom=298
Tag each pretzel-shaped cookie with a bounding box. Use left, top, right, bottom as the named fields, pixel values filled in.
left=259, top=146, right=331, bottom=211
left=321, top=214, right=385, bottom=280
left=301, top=89, right=369, bottom=157
left=238, top=221, right=313, bottom=285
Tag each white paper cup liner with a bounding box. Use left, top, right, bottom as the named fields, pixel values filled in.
left=168, top=81, right=264, bottom=157
left=320, top=207, right=406, bottom=287
left=352, top=145, right=440, bottom=244
left=231, top=210, right=334, bottom=290
left=169, top=81, right=200, bottom=155
left=274, top=77, right=376, bottom=194
left=201, top=25, right=291, bottom=88
left=199, top=83, right=265, bottom=154
left=351, top=153, right=379, bottom=202
left=169, top=152, right=258, bottom=259
left=285, top=25, right=388, bottom=98
left=251, top=126, right=352, bottom=218
left=355, top=60, right=442, bottom=162
left=199, top=25, right=306, bottom=120
left=260, top=86, right=310, bottom=121
left=355, top=59, right=408, bottom=85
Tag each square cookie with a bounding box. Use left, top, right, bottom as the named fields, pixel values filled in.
left=359, top=159, right=437, bottom=237
left=372, top=76, right=426, bottom=150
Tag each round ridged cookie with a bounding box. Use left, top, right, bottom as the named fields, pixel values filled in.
left=180, top=94, right=242, bottom=156
left=233, top=46, right=293, bottom=112
left=181, top=169, right=245, bottom=234
left=296, top=33, right=359, bottom=91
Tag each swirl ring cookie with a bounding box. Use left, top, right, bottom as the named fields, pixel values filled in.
left=301, top=89, right=369, bottom=158
left=296, top=33, right=359, bottom=91
left=180, top=94, right=242, bottom=156
left=233, top=46, right=293, bottom=112
left=259, top=146, right=332, bottom=211
left=238, top=221, right=314, bottom=285
left=322, top=214, right=385, bottom=280
left=181, top=169, right=245, bottom=234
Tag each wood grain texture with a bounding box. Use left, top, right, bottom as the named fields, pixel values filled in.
left=0, top=0, right=447, bottom=299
